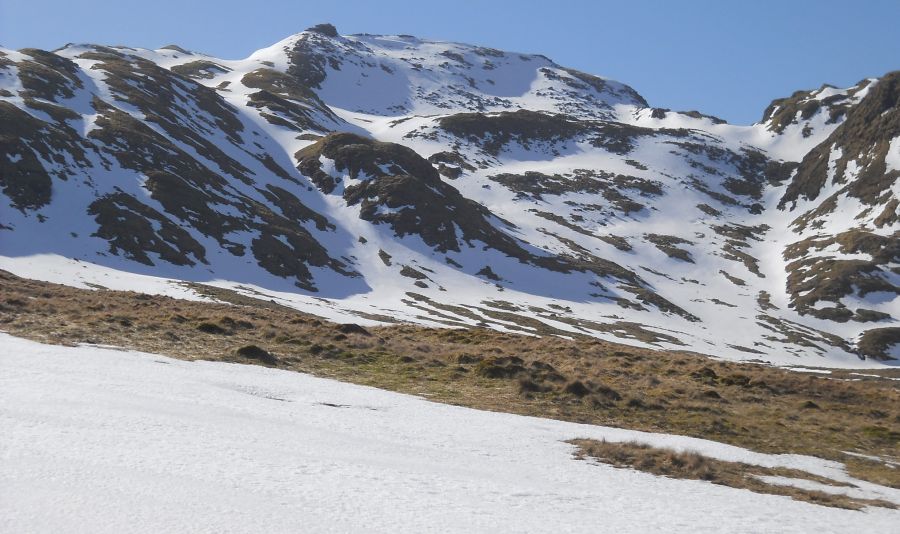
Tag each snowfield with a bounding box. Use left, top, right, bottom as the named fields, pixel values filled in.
left=1, top=333, right=897, bottom=533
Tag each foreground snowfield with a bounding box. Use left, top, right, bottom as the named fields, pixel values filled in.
left=1, top=333, right=896, bottom=533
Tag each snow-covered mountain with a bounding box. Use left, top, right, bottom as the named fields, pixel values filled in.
left=1, top=23, right=897, bottom=365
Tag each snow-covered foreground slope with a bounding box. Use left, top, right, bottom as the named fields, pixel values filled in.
left=0, top=24, right=897, bottom=365
left=1, top=333, right=897, bottom=533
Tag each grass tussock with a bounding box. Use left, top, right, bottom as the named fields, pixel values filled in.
left=570, top=439, right=896, bottom=510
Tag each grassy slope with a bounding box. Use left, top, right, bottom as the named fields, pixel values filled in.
left=0, top=269, right=897, bottom=489
left=570, top=439, right=895, bottom=510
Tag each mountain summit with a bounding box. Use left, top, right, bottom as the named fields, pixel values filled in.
left=0, top=26, right=897, bottom=365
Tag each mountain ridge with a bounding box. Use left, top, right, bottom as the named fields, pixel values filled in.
left=1, top=24, right=897, bottom=365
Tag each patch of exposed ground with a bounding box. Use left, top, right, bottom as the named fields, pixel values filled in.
left=570, top=439, right=895, bottom=510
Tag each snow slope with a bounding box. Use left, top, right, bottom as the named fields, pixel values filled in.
left=1, top=333, right=897, bottom=533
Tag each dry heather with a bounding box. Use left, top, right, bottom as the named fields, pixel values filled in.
left=0, top=270, right=898, bottom=494
left=570, top=439, right=895, bottom=510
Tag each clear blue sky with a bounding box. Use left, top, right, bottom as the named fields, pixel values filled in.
left=2, top=0, right=898, bottom=125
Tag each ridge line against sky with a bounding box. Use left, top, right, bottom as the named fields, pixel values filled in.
left=2, top=0, right=898, bottom=125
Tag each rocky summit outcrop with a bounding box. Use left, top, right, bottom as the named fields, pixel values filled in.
left=0, top=26, right=897, bottom=364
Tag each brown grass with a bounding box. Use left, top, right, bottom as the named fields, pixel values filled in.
left=570, top=439, right=895, bottom=510
left=0, top=270, right=898, bottom=490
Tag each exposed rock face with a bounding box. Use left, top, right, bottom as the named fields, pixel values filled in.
left=297, top=132, right=532, bottom=256
left=0, top=44, right=355, bottom=291
left=0, top=29, right=897, bottom=363
left=0, top=102, right=64, bottom=210
left=775, top=72, right=900, bottom=326
left=306, top=23, right=339, bottom=38
left=242, top=67, right=341, bottom=132
left=781, top=73, right=900, bottom=208
left=761, top=80, right=872, bottom=136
